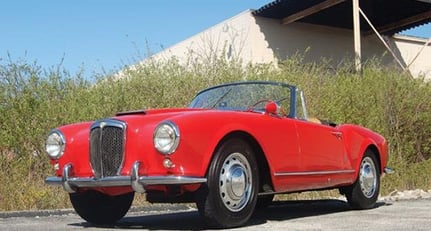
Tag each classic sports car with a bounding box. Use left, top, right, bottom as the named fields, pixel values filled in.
left=45, top=81, right=392, bottom=228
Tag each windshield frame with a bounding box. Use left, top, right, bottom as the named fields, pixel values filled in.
left=189, top=81, right=300, bottom=118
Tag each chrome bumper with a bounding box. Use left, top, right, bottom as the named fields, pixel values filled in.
left=45, top=161, right=207, bottom=193
left=384, top=167, right=395, bottom=174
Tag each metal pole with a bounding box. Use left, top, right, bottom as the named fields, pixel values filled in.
left=353, top=0, right=361, bottom=71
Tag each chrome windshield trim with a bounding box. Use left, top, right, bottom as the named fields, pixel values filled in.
left=274, top=169, right=355, bottom=177
left=45, top=162, right=207, bottom=193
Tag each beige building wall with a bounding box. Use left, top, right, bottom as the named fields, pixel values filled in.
left=144, top=10, right=430, bottom=79
left=393, top=35, right=431, bottom=79
left=148, top=10, right=274, bottom=65
left=252, top=15, right=395, bottom=66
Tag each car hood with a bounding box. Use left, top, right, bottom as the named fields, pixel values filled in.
left=56, top=107, right=260, bottom=146
left=56, top=108, right=208, bottom=136
left=115, top=108, right=205, bottom=117
left=112, top=108, right=208, bottom=124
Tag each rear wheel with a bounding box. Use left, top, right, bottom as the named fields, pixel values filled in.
left=345, top=150, right=380, bottom=209
left=70, top=190, right=134, bottom=225
left=196, top=138, right=259, bottom=228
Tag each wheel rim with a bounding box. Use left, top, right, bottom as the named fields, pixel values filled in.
left=359, top=157, right=377, bottom=198
left=219, top=152, right=252, bottom=212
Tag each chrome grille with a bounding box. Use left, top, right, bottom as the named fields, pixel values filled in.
left=90, top=119, right=126, bottom=178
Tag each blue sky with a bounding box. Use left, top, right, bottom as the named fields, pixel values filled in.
left=1, top=0, right=430, bottom=77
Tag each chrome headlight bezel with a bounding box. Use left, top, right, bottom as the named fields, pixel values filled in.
left=153, top=121, right=180, bottom=155
left=45, top=129, right=66, bottom=159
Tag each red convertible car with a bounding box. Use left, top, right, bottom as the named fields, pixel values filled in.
left=45, top=81, right=391, bottom=228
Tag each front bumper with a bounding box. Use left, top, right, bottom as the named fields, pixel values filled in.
left=45, top=161, right=207, bottom=193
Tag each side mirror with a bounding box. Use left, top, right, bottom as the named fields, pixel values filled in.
left=264, top=101, right=280, bottom=115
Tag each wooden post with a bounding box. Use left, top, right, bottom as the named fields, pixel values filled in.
left=353, top=0, right=361, bottom=72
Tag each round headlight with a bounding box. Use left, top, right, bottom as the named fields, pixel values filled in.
left=45, top=130, right=66, bottom=159
left=153, top=121, right=180, bottom=155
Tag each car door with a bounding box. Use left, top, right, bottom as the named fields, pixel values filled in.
left=293, top=119, right=352, bottom=188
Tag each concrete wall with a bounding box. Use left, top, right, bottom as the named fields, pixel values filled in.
left=393, top=35, right=431, bottom=79
left=253, top=15, right=397, bottom=67
left=148, top=10, right=274, bottom=65
left=145, top=10, right=430, bottom=79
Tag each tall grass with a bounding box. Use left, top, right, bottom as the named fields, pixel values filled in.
left=1, top=56, right=430, bottom=211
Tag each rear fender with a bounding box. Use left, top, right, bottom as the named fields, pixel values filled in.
left=352, top=139, right=383, bottom=180
left=339, top=125, right=387, bottom=180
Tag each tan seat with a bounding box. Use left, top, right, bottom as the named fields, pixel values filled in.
left=308, top=117, right=321, bottom=124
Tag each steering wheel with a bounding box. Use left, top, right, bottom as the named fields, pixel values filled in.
left=246, top=99, right=273, bottom=112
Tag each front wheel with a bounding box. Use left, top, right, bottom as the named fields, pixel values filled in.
left=344, top=150, right=380, bottom=209
left=70, top=190, right=134, bottom=225
left=196, top=138, right=259, bottom=228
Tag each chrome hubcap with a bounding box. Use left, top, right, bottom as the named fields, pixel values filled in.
left=359, top=157, right=377, bottom=198
left=219, top=152, right=252, bottom=212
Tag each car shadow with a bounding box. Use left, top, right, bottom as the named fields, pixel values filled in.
left=69, top=199, right=390, bottom=230
left=251, top=199, right=388, bottom=222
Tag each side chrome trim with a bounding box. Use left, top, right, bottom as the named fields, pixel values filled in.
left=45, top=161, right=207, bottom=193
left=274, top=169, right=355, bottom=177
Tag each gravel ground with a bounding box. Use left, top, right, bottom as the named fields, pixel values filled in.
left=380, top=189, right=431, bottom=201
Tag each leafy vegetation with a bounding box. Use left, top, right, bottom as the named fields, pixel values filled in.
left=1, top=55, right=430, bottom=211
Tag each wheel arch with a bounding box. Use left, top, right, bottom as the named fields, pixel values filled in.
left=364, top=144, right=382, bottom=173
left=352, top=143, right=382, bottom=180
left=344, top=145, right=382, bottom=209
left=208, top=131, right=274, bottom=194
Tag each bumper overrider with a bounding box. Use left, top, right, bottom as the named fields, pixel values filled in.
left=45, top=161, right=207, bottom=193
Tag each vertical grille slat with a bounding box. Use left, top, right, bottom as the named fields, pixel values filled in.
left=90, top=120, right=126, bottom=178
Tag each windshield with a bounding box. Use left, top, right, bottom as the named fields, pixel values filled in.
left=189, top=81, right=295, bottom=117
